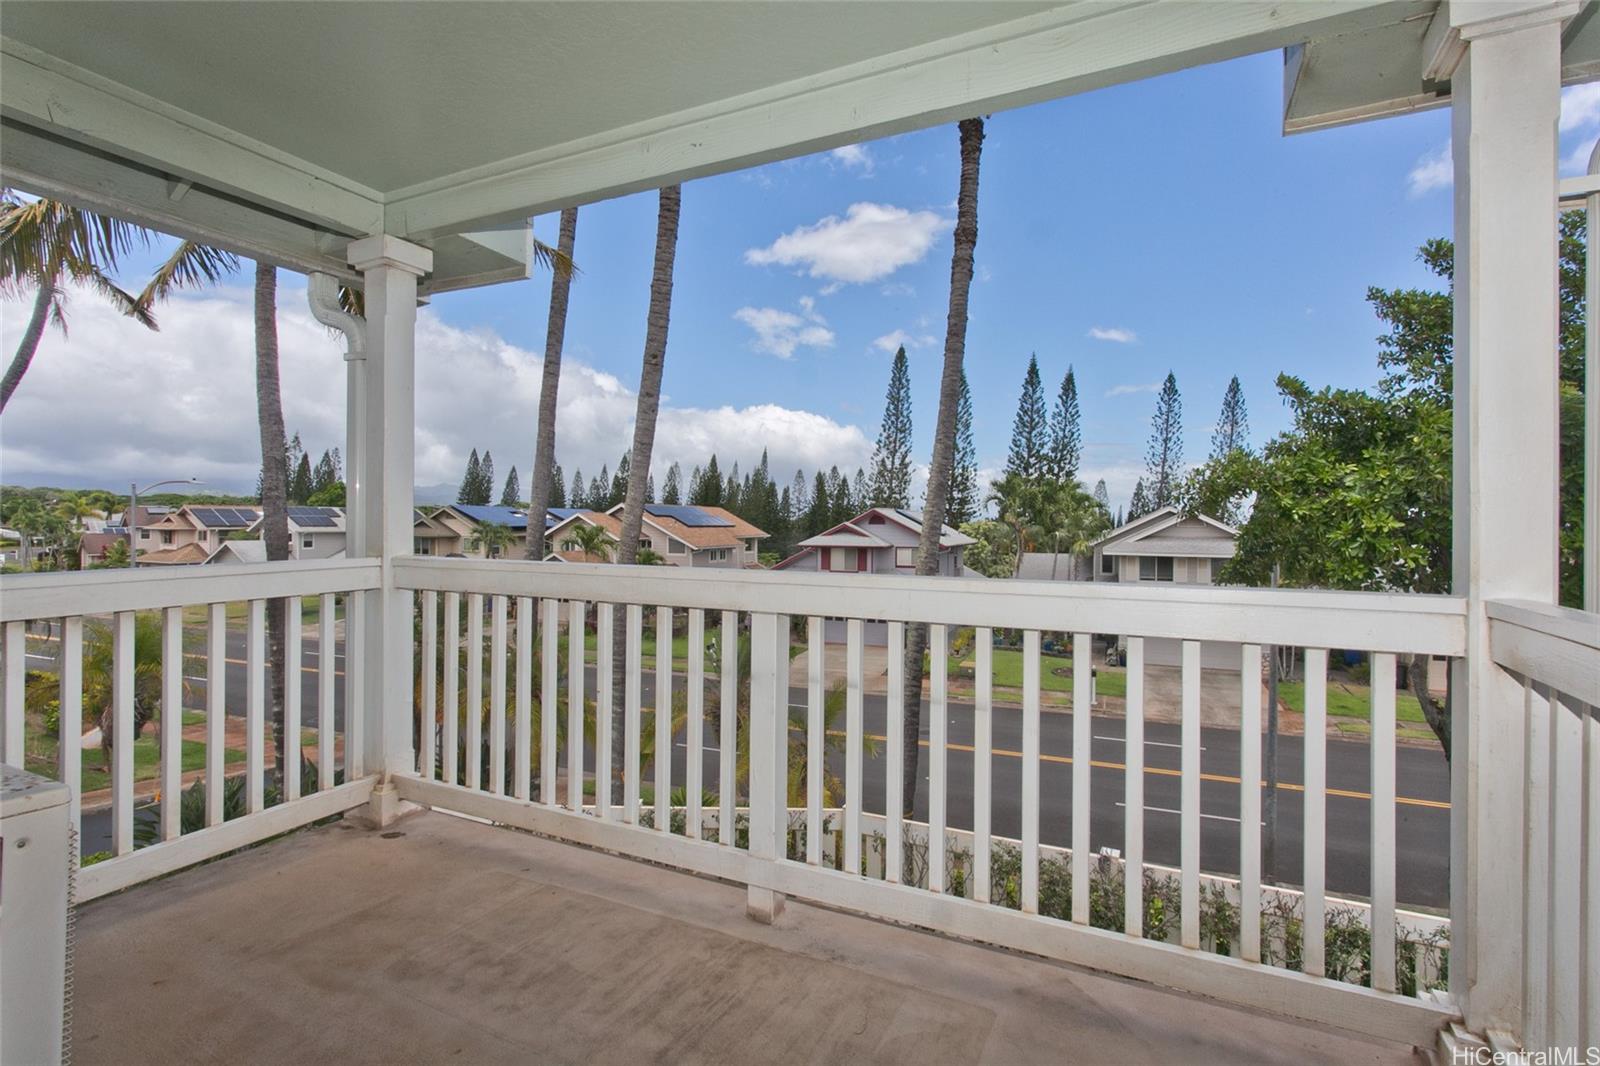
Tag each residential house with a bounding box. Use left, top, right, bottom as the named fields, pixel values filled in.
left=545, top=504, right=768, bottom=567
left=244, top=506, right=347, bottom=560
left=775, top=507, right=974, bottom=576
left=76, top=530, right=126, bottom=568
left=136, top=505, right=260, bottom=563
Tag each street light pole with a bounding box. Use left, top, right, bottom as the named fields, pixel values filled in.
left=127, top=478, right=201, bottom=566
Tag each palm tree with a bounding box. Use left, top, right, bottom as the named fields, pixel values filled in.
left=253, top=262, right=292, bottom=787
left=568, top=522, right=614, bottom=562
left=611, top=185, right=682, bottom=764
left=25, top=613, right=177, bottom=767
left=466, top=521, right=517, bottom=559
left=900, top=118, right=984, bottom=816
left=526, top=207, right=580, bottom=560
left=0, top=194, right=153, bottom=412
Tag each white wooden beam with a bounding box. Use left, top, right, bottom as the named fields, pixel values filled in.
left=1448, top=1, right=1568, bottom=1038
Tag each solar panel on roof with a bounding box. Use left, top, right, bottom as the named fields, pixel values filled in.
left=644, top=504, right=732, bottom=527
left=287, top=507, right=339, bottom=527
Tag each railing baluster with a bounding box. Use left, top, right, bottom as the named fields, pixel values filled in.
left=568, top=600, right=585, bottom=812
left=1124, top=637, right=1145, bottom=937
left=624, top=603, right=642, bottom=824
left=1302, top=647, right=1328, bottom=978
left=421, top=591, right=437, bottom=782
left=541, top=597, right=558, bottom=805
left=1368, top=652, right=1397, bottom=992
left=747, top=611, right=787, bottom=919
left=846, top=618, right=865, bottom=877
left=1180, top=639, right=1200, bottom=949
left=655, top=606, right=672, bottom=833
left=1524, top=678, right=1551, bottom=1048
left=112, top=610, right=135, bottom=855
left=718, top=610, right=737, bottom=845
left=465, top=592, right=483, bottom=791
left=685, top=607, right=704, bottom=837
left=345, top=592, right=363, bottom=778
left=1549, top=691, right=1583, bottom=1047
left=515, top=596, right=532, bottom=801
left=1, top=620, right=22, bottom=765
left=59, top=616, right=82, bottom=852
left=1022, top=629, right=1041, bottom=914
left=160, top=607, right=184, bottom=839
left=283, top=597, right=301, bottom=802
left=927, top=623, right=947, bottom=893
left=885, top=620, right=905, bottom=883
left=595, top=602, right=614, bottom=820
left=206, top=603, right=226, bottom=825
left=441, top=591, right=459, bottom=787
left=973, top=626, right=993, bottom=905
left=246, top=599, right=265, bottom=813
left=1582, top=705, right=1599, bottom=1054
left=489, top=595, right=507, bottom=795
left=1239, top=643, right=1263, bottom=962
left=1072, top=631, right=1091, bottom=923
left=806, top=615, right=823, bottom=865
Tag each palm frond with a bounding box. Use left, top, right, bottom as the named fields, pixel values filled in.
left=0, top=193, right=149, bottom=297
left=136, top=240, right=239, bottom=309
left=531, top=236, right=577, bottom=279
left=86, top=265, right=158, bottom=329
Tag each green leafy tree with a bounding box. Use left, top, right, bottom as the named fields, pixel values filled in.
left=550, top=462, right=566, bottom=507
left=459, top=450, right=483, bottom=505
left=947, top=370, right=980, bottom=525
left=1212, top=375, right=1249, bottom=460
left=478, top=451, right=496, bottom=506
left=1048, top=365, right=1082, bottom=483
left=1004, top=354, right=1048, bottom=480
left=1092, top=479, right=1110, bottom=514
left=692, top=454, right=723, bottom=506
left=868, top=346, right=915, bottom=507
left=1144, top=372, right=1183, bottom=509
left=662, top=462, right=683, bottom=505
left=1128, top=478, right=1151, bottom=521
left=500, top=466, right=521, bottom=507
left=307, top=481, right=345, bottom=507
left=289, top=451, right=313, bottom=504
left=959, top=520, right=1016, bottom=579
left=569, top=522, right=614, bottom=561
left=803, top=471, right=831, bottom=539
left=466, top=521, right=517, bottom=559
left=569, top=467, right=584, bottom=509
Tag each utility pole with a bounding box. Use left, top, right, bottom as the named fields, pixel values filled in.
left=1263, top=563, right=1280, bottom=883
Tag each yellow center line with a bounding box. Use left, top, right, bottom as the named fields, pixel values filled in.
left=820, top=728, right=1450, bottom=810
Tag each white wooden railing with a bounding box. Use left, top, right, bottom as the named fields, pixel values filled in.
left=0, top=559, right=382, bottom=899
left=393, top=555, right=1467, bottom=1045
left=1486, top=599, right=1600, bottom=1055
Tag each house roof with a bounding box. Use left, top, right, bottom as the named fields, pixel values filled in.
left=601, top=504, right=767, bottom=550
left=1015, top=553, right=1081, bottom=581
left=446, top=504, right=531, bottom=531
left=205, top=540, right=267, bottom=564
left=1091, top=508, right=1239, bottom=559
left=247, top=506, right=345, bottom=535
left=135, top=543, right=212, bottom=566
left=796, top=523, right=891, bottom=550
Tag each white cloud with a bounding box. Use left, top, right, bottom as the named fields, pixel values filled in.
left=1562, top=82, right=1600, bottom=132
left=1407, top=141, right=1452, bottom=197
left=1105, top=382, right=1161, bottom=397
left=0, top=284, right=870, bottom=499
left=1087, top=326, right=1137, bottom=344
left=829, top=144, right=874, bottom=175
left=744, top=202, right=949, bottom=284
left=871, top=328, right=935, bottom=354
left=732, top=298, right=835, bottom=360
left=879, top=282, right=915, bottom=298
left=1563, top=136, right=1599, bottom=177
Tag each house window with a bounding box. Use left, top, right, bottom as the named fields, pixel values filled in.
left=669, top=541, right=687, bottom=554
left=895, top=546, right=914, bottom=568
left=197, top=530, right=208, bottom=544
left=302, top=534, right=314, bottom=549
left=1101, top=553, right=1114, bottom=575
left=1138, top=556, right=1174, bottom=582
left=160, top=531, right=174, bottom=546
left=705, top=548, right=729, bottom=562
left=744, top=538, right=756, bottom=552
left=415, top=538, right=430, bottom=555
left=826, top=547, right=861, bottom=572
left=139, top=529, right=150, bottom=540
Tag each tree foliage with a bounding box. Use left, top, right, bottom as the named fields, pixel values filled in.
left=1048, top=365, right=1082, bottom=482
left=1004, top=354, right=1049, bottom=480
left=947, top=370, right=980, bottom=525
left=868, top=346, right=914, bottom=507
left=1144, top=372, right=1183, bottom=509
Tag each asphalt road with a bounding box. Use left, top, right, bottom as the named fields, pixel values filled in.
left=60, top=631, right=1450, bottom=909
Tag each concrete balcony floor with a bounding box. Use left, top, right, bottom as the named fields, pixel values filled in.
left=74, top=810, right=1417, bottom=1065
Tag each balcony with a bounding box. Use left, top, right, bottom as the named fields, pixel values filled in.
left=2, top=2, right=1598, bottom=1063
left=4, top=555, right=1596, bottom=1060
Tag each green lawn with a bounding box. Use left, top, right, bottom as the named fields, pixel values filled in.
left=582, top=629, right=720, bottom=669
left=26, top=732, right=243, bottom=793
left=181, top=598, right=340, bottom=627
left=1276, top=679, right=1428, bottom=724
left=947, top=648, right=1128, bottom=699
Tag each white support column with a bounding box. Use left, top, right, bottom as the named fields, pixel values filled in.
left=346, top=234, right=432, bottom=827
left=746, top=612, right=788, bottom=924
left=1446, top=0, right=1571, bottom=1038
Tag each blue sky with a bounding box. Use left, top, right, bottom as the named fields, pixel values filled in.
left=6, top=47, right=1595, bottom=511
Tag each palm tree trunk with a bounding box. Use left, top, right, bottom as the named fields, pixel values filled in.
left=254, top=262, right=291, bottom=789
left=0, top=263, right=57, bottom=414
left=526, top=207, right=580, bottom=560
left=612, top=186, right=682, bottom=787
left=901, top=118, right=983, bottom=816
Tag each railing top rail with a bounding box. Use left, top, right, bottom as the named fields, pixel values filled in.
left=0, top=557, right=382, bottom=622
left=395, top=555, right=1467, bottom=656
left=1486, top=598, right=1600, bottom=706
